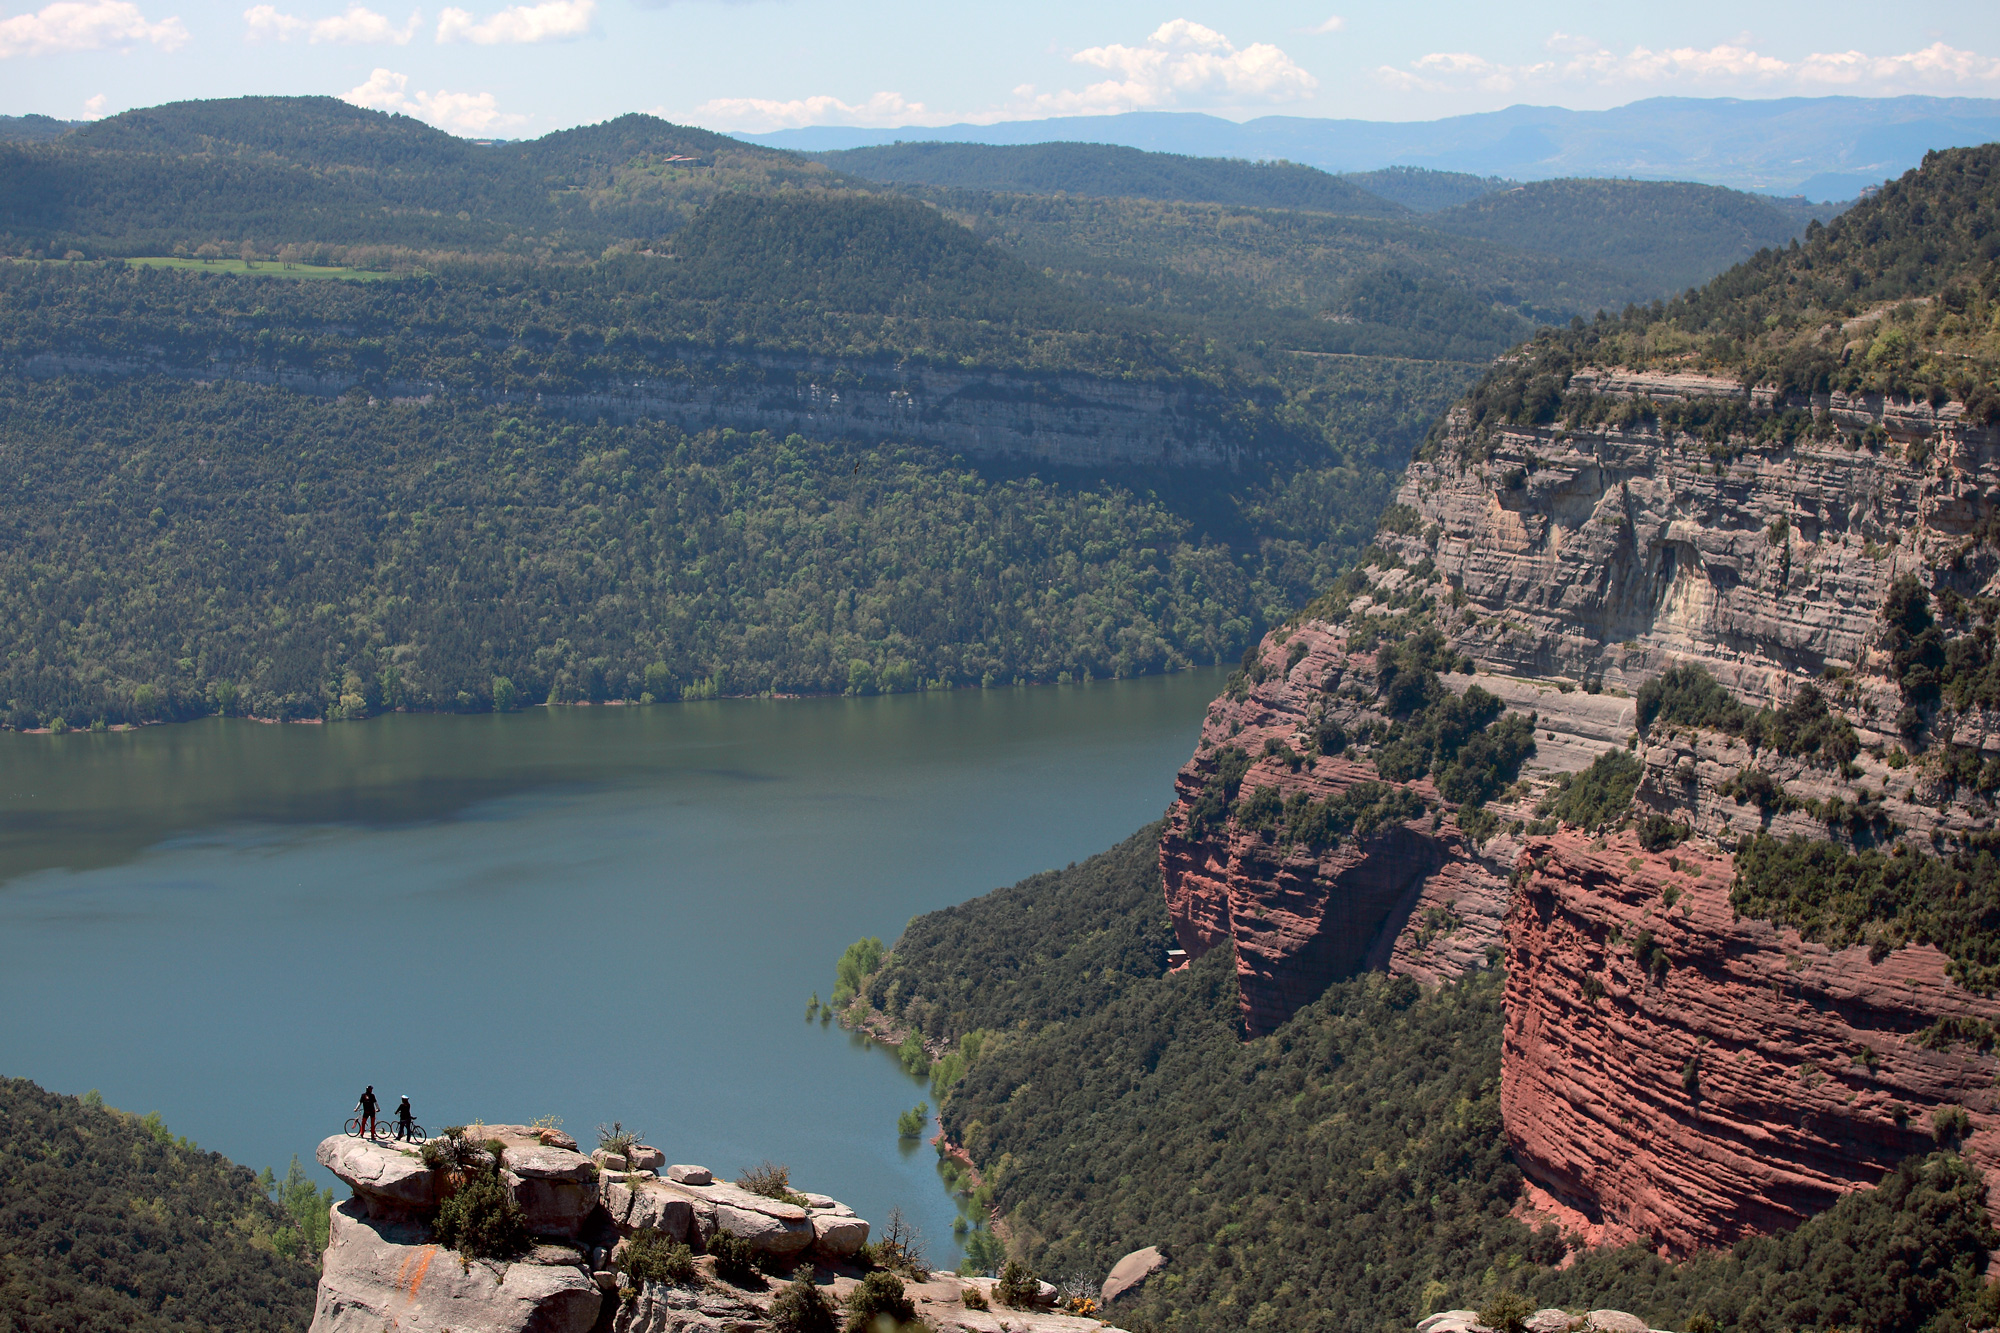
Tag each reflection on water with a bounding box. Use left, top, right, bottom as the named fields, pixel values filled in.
left=0, top=674, right=1219, bottom=1263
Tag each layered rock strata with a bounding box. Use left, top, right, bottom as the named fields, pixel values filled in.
left=1505, top=830, right=1998, bottom=1252
left=1160, top=619, right=1629, bottom=1033
left=20, top=347, right=1258, bottom=470
left=1161, top=370, right=2000, bottom=1245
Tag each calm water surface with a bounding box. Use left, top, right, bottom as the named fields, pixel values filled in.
left=0, top=672, right=1219, bottom=1262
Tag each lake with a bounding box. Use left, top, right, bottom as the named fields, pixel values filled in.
left=0, top=671, right=1220, bottom=1264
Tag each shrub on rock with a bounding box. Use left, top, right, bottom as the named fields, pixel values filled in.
left=709, top=1231, right=758, bottom=1286
left=1479, top=1290, right=1534, bottom=1333
left=843, top=1271, right=916, bottom=1332
left=995, top=1259, right=1041, bottom=1308
left=738, top=1160, right=809, bottom=1205
left=433, top=1170, right=530, bottom=1261
left=769, top=1266, right=839, bottom=1333
left=622, top=1227, right=695, bottom=1286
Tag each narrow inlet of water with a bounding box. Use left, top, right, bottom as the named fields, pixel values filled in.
left=0, top=672, right=1220, bottom=1263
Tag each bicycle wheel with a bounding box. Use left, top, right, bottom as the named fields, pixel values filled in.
left=405, top=1124, right=427, bottom=1144
left=345, top=1117, right=363, bottom=1138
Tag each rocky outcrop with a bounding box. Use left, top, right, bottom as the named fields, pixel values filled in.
left=311, top=1201, right=601, bottom=1333
left=1161, top=365, right=2000, bottom=1247
left=1100, top=1246, right=1165, bottom=1303
left=1417, top=1310, right=1673, bottom=1333
left=309, top=1131, right=886, bottom=1333
left=317, top=1134, right=446, bottom=1214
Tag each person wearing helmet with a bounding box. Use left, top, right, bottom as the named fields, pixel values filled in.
left=355, top=1085, right=378, bottom=1138
left=394, top=1095, right=416, bottom=1142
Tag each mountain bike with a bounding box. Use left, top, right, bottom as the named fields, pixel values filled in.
left=345, top=1117, right=427, bottom=1144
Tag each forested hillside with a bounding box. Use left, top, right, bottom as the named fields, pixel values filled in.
left=0, top=376, right=1423, bottom=725
left=0, top=96, right=1847, bottom=729
left=1423, top=178, right=1842, bottom=294
left=840, top=830, right=2000, bottom=1333
left=1340, top=167, right=1512, bottom=213
left=819, top=141, right=1408, bottom=217
left=0, top=97, right=850, bottom=260
left=0, top=1079, right=319, bottom=1333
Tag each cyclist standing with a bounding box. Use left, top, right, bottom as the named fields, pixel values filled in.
left=355, top=1085, right=378, bottom=1138
left=393, top=1095, right=415, bottom=1142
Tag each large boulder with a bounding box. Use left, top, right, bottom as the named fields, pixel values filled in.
left=1588, top=1314, right=1649, bottom=1333
left=600, top=1175, right=697, bottom=1242
left=501, top=1143, right=599, bottom=1240
left=309, top=1199, right=599, bottom=1333
left=681, top=1180, right=813, bottom=1256
left=1101, top=1246, right=1165, bottom=1303
left=806, top=1203, right=870, bottom=1259
left=609, top=1277, right=765, bottom=1333
left=316, top=1135, right=440, bottom=1215
left=1416, top=1312, right=1483, bottom=1333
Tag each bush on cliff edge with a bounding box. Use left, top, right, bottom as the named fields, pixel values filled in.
left=432, top=1169, right=530, bottom=1261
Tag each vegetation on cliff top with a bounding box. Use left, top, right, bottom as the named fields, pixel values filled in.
left=1432, top=141, right=2000, bottom=454
left=0, top=1077, right=319, bottom=1333
left=847, top=826, right=2000, bottom=1333
left=1637, top=666, right=1859, bottom=766
left=1732, top=834, right=2000, bottom=994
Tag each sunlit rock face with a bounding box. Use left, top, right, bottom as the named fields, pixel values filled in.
left=1162, top=371, right=2000, bottom=1245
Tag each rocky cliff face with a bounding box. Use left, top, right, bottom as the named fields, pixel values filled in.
left=21, top=346, right=1255, bottom=469
left=1160, top=368, right=2000, bottom=1247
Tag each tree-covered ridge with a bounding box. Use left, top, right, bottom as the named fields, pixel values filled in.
left=0, top=113, right=75, bottom=144
left=1443, top=142, right=2000, bottom=431
left=0, top=1078, right=319, bottom=1333
left=819, top=141, right=1409, bottom=218
left=916, top=186, right=1664, bottom=362
left=1340, top=167, right=1514, bottom=214
left=1422, top=178, right=1841, bottom=295
left=845, top=830, right=2000, bottom=1333
left=0, top=205, right=1211, bottom=387
left=1, top=97, right=856, bottom=261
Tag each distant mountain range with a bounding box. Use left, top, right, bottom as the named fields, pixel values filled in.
left=748, top=95, right=2000, bottom=201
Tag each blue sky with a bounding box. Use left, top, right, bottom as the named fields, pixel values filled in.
left=2, top=0, right=1997, bottom=138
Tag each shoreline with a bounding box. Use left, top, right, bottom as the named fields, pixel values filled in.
left=9, top=665, right=1216, bottom=736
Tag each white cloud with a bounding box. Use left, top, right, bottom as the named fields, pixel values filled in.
left=1380, top=34, right=2000, bottom=95
left=343, top=66, right=527, bottom=134
left=690, top=89, right=928, bottom=133
left=0, top=0, right=186, bottom=57
left=435, top=0, right=590, bottom=43
left=1303, top=15, right=1343, bottom=35
left=1018, top=18, right=1317, bottom=117
left=242, top=2, right=304, bottom=39
left=313, top=5, right=417, bottom=42
left=81, top=91, right=107, bottom=116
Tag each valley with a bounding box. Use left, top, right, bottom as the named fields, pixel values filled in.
left=4, top=81, right=1999, bottom=1333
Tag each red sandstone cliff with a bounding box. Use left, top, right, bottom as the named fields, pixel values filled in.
left=1505, top=830, right=2000, bottom=1254
left=1159, top=359, right=2000, bottom=1248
